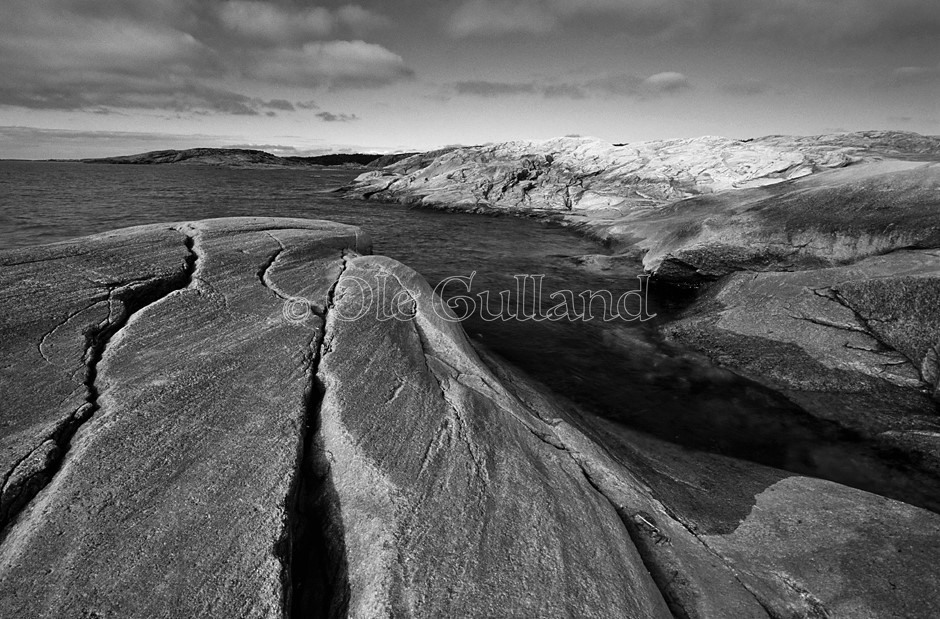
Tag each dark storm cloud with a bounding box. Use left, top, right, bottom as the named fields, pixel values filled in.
left=0, top=0, right=411, bottom=114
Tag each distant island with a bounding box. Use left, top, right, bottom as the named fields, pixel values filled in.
left=66, top=147, right=418, bottom=168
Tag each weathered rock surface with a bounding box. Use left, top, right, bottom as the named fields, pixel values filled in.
left=0, top=217, right=366, bottom=618
left=479, top=349, right=940, bottom=619
left=0, top=219, right=669, bottom=617
left=345, top=131, right=940, bottom=281
left=601, top=160, right=940, bottom=283
left=348, top=130, right=939, bottom=216
left=318, top=256, right=670, bottom=618
left=347, top=131, right=940, bottom=508
left=2, top=217, right=939, bottom=617
left=664, top=249, right=940, bottom=486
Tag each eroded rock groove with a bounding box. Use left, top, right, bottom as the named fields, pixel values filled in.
left=281, top=252, right=352, bottom=619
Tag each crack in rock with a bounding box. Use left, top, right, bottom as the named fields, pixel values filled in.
left=0, top=233, right=198, bottom=541
left=280, top=251, right=352, bottom=619
left=258, top=232, right=292, bottom=301
left=811, top=286, right=924, bottom=384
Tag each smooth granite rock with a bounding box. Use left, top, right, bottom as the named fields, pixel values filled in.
left=664, top=249, right=940, bottom=493
left=0, top=217, right=366, bottom=618
left=346, top=132, right=940, bottom=508
left=318, top=255, right=671, bottom=618
left=347, top=132, right=940, bottom=282
left=0, top=225, right=193, bottom=531
left=349, top=135, right=831, bottom=215
left=477, top=348, right=940, bottom=619
left=2, top=218, right=939, bottom=618
left=603, top=160, right=940, bottom=283
left=347, top=131, right=939, bottom=218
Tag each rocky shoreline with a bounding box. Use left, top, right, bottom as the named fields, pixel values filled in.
left=2, top=217, right=939, bottom=617
left=345, top=131, right=940, bottom=512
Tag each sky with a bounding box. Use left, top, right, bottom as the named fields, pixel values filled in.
left=0, top=0, right=938, bottom=159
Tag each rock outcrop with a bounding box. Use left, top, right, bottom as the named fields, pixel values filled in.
left=664, top=248, right=940, bottom=486
left=1, top=218, right=939, bottom=617
left=345, top=131, right=940, bottom=278
left=600, top=159, right=940, bottom=282
left=346, top=132, right=940, bottom=502
left=348, top=131, right=940, bottom=217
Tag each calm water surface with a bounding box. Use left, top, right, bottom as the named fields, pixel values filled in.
left=2, top=161, right=936, bottom=511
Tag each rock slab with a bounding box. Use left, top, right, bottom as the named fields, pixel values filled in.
left=1, top=218, right=939, bottom=618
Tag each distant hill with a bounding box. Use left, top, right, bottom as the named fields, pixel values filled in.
left=77, top=148, right=391, bottom=168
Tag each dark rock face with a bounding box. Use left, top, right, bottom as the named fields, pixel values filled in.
left=2, top=218, right=939, bottom=618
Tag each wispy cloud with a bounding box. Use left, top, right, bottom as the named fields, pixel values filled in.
left=448, top=0, right=557, bottom=37
left=719, top=80, right=776, bottom=96
left=890, top=65, right=940, bottom=87
left=445, top=0, right=940, bottom=46
left=448, top=71, right=692, bottom=100
left=453, top=81, right=538, bottom=97
left=446, top=0, right=681, bottom=37
left=639, top=72, right=691, bottom=94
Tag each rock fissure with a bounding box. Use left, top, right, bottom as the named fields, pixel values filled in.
left=258, top=232, right=291, bottom=301
left=789, top=313, right=869, bottom=334
left=281, top=251, right=352, bottom=619
left=812, top=286, right=924, bottom=382
left=0, top=232, right=198, bottom=541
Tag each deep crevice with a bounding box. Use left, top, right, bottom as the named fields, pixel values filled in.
left=280, top=253, right=352, bottom=619
left=0, top=232, right=198, bottom=542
